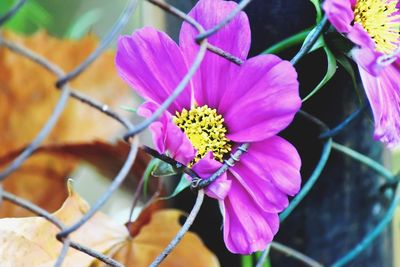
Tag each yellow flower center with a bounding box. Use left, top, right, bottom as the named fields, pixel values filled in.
left=173, top=105, right=232, bottom=164
left=354, top=0, right=400, bottom=54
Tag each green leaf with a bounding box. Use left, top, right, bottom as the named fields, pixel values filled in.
left=151, top=160, right=178, bottom=177
left=309, top=0, right=322, bottom=23
left=302, top=45, right=337, bottom=102
left=65, top=9, right=102, bottom=39
left=120, top=105, right=137, bottom=113
left=261, top=28, right=311, bottom=55
left=1, top=0, right=51, bottom=34
left=158, top=175, right=191, bottom=200
left=143, top=159, right=159, bottom=198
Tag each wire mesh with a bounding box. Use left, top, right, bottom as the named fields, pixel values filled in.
left=0, top=0, right=398, bottom=267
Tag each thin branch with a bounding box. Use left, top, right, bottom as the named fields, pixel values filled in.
left=270, top=242, right=324, bottom=267
left=57, top=138, right=139, bottom=238
left=56, top=0, right=139, bottom=88
left=149, top=189, right=205, bottom=267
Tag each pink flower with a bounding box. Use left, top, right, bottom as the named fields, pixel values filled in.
left=115, top=0, right=301, bottom=254
left=323, top=0, right=400, bottom=148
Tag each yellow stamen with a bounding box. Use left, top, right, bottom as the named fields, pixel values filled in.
left=173, top=105, right=231, bottom=164
left=354, top=0, right=400, bottom=54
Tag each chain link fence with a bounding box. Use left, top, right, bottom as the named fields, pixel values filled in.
left=0, top=0, right=399, bottom=266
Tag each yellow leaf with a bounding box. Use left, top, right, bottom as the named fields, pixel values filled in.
left=0, top=183, right=129, bottom=267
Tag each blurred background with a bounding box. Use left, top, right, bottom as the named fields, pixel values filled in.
left=1, top=0, right=399, bottom=266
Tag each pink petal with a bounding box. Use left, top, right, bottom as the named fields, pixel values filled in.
left=223, top=55, right=301, bottom=142
left=322, top=0, right=354, bottom=33
left=222, top=179, right=279, bottom=254
left=179, top=0, right=250, bottom=109
left=245, top=136, right=302, bottom=196
left=229, top=161, right=289, bottom=213
left=348, top=23, right=376, bottom=50
left=138, top=102, right=196, bottom=165
left=226, top=136, right=301, bottom=214
left=115, top=27, right=192, bottom=114
left=359, top=64, right=400, bottom=148
left=349, top=24, right=384, bottom=76
left=192, top=152, right=231, bottom=200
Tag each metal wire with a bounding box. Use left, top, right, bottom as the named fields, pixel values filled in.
left=0, top=0, right=26, bottom=25
left=0, top=0, right=397, bottom=266
left=55, top=0, right=139, bottom=88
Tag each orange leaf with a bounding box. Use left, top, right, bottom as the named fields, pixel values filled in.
left=0, top=141, right=154, bottom=218
left=0, top=152, right=76, bottom=218
left=0, top=182, right=129, bottom=266
left=0, top=31, right=137, bottom=217
left=96, top=209, right=220, bottom=267
left=0, top=184, right=219, bottom=267
left=0, top=30, right=135, bottom=158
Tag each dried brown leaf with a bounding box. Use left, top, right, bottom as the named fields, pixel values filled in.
left=0, top=141, right=152, bottom=218
left=0, top=186, right=219, bottom=267
left=0, top=30, right=134, bottom=157
left=96, top=209, right=220, bottom=267
left=0, top=183, right=128, bottom=267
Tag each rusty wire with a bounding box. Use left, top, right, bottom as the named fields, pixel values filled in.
left=0, top=0, right=397, bottom=267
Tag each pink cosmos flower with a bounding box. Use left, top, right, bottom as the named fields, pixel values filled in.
left=115, top=0, right=301, bottom=254
left=323, top=0, right=400, bottom=148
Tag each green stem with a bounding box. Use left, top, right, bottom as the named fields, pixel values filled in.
left=143, top=158, right=159, bottom=198
left=241, top=255, right=253, bottom=267
left=262, top=28, right=312, bottom=55
left=331, top=142, right=395, bottom=181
